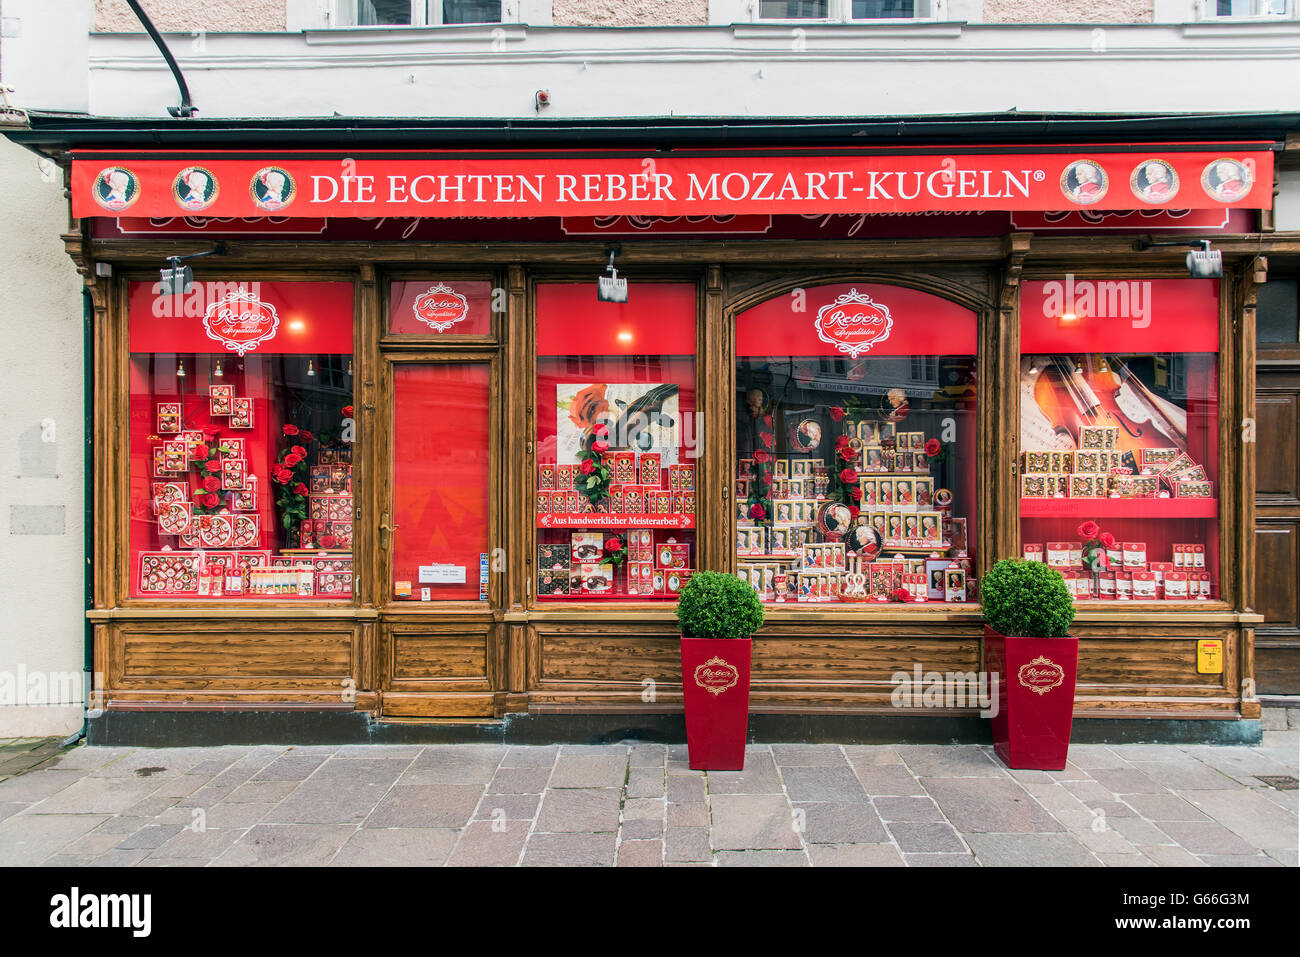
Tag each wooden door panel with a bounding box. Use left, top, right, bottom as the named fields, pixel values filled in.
left=1256, top=392, right=1299, bottom=501
left=1254, top=523, right=1299, bottom=631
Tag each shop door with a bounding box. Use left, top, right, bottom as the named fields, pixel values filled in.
left=377, top=357, right=500, bottom=718
left=1254, top=278, right=1300, bottom=695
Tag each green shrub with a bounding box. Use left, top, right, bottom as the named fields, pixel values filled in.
left=675, top=571, right=766, bottom=641
left=979, top=559, right=1075, bottom=638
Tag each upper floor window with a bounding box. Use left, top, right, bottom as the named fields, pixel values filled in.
left=338, top=0, right=503, bottom=26
left=756, top=0, right=922, bottom=19
left=1210, top=0, right=1290, bottom=16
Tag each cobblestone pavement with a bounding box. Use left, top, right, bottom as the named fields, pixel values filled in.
left=0, top=715, right=1294, bottom=867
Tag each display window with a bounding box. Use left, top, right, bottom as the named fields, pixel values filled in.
left=534, top=283, right=698, bottom=601
left=1019, top=278, right=1220, bottom=602
left=388, top=278, right=494, bottom=336
left=735, top=284, right=978, bottom=604
left=390, top=362, right=492, bottom=601
left=127, top=280, right=355, bottom=599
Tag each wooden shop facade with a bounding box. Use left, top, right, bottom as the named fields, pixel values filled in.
left=17, top=114, right=1299, bottom=743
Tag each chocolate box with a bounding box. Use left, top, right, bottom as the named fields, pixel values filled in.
left=656, top=540, right=691, bottom=569
left=536, top=489, right=552, bottom=515
left=571, top=532, right=604, bottom=564
left=638, top=452, right=661, bottom=487
left=230, top=397, right=254, bottom=429
left=538, top=463, right=556, bottom=491
left=209, top=385, right=233, bottom=416
left=156, top=402, right=181, bottom=434
left=221, top=458, right=246, bottom=491
left=138, top=552, right=201, bottom=593
left=537, top=569, right=571, bottom=596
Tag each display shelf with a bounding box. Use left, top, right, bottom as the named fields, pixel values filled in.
left=537, top=513, right=695, bottom=530
left=1019, top=498, right=1217, bottom=519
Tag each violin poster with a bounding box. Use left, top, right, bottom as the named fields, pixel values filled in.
left=1020, top=356, right=1191, bottom=454
left=556, top=382, right=681, bottom=466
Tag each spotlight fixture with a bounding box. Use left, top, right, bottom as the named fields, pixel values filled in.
left=1136, top=238, right=1223, bottom=279
left=347, top=358, right=353, bottom=376
left=176, top=358, right=187, bottom=379
left=597, top=245, right=627, bottom=303
left=213, top=358, right=224, bottom=378
left=306, top=358, right=316, bottom=377
left=159, top=241, right=228, bottom=295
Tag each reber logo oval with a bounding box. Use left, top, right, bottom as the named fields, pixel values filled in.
left=814, top=289, right=893, bottom=359
left=1017, top=656, right=1065, bottom=695
left=414, top=282, right=470, bottom=332
left=694, top=656, right=739, bottom=696
left=202, top=291, right=280, bottom=356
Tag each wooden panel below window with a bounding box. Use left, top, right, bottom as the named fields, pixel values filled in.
left=381, top=621, right=495, bottom=694
left=1254, top=522, right=1299, bottom=631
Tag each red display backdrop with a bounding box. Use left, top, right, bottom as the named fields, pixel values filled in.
left=392, top=363, right=491, bottom=601
left=1021, top=279, right=1220, bottom=353
left=536, top=283, right=696, bottom=356
left=128, top=281, right=354, bottom=355
left=73, top=148, right=1275, bottom=218
left=388, top=279, right=494, bottom=336
left=737, top=283, right=976, bottom=358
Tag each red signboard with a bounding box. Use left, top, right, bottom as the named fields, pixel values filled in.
left=1021, top=278, right=1219, bottom=353
left=72, top=148, right=1275, bottom=219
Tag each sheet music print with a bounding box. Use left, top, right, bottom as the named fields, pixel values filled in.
left=1020, top=357, right=1076, bottom=451
left=1114, top=380, right=1186, bottom=449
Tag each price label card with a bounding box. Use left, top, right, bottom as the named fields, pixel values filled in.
left=419, top=564, right=466, bottom=584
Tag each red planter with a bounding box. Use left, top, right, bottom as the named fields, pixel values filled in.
left=983, top=626, right=1079, bottom=771
left=680, top=635, right=751, bottom=771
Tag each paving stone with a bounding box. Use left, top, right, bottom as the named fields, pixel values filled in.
left=474, top=793, right=541, bottom=821
left=1121, top=792, right=1212, bottom=822
left=92, top=848, right=153, bottom=867
left=1072, top=825, right=1139, bottom=854
left=333, top=745, right=425, bottom=759
left=966, top=832, right=1100, bottom=867
left=853, top=764, right=925, bottom=797
left=1260, top=708, right=1288, bottom=731
left=1119, top=761, right=1232, bottom=791
left=488, top=767, right=553, bottom=795
left=27, top=775, right=163, bottom=815
left=522, top=831, right=617, bottom=867
left=1078, top=799, right=1136, bottom=819
left=624, top=766, right=666, bottom=799
left=213, top=824, right=357, bottom=867
left=535, top=787, right=622, bottom=833
left=665, top=826, right=717, bottom=863
left=1180, top=746, right=1294, bottom=782
left=872, top=796, right=945, bottom=822
left=715, top=850, right=808, bottom=866
left=115, top=824, right=185, bottom=851
left=364, top=784, right=484, bottom=829
left=191, top=802, right=276, bottom=830
left=62, top=828, right=136, bottom=858
left=446, top=820, right=528, bottom=867
left=250, top=754, right=330, bottom=782
left=310, top=757, right=413, bottom=788
left=704, top=752, right=784, bottom=794
left=903, top=852, right=979, bottom=867
left=887, top=822, right=966, bottom=853
left=807, top=843, right=904, bottom=866
left=771, top=745, right=848, bottom=767
left=402, top=747, right=501, bottom=785
left=207, top=766, right=260, bottom=790
left=897, top=746, right=1004, bottom=778
left=923, top=778, right=1064, bottom=834
left=41, top=746, right=135, bottom=771
left=0, top=804, right=24, bottom=823
left=1098, top=852, right=1155, bottom=866
left=667, top=776, right=706, bottom=803
left=0, top=769, right=84, bottom=804
left=1264, top=847, right=1298, bottom=867
left=629, top=745, right=667, bottom=768
left=499, top=746, right=559, bottom=768
left=1137, top=844, right=1206, bottom=866
left=795, top=802, right=888, bottom=844
left=1289, top=709, right=1300, bottom=730
left=1062, top=745, right=1132, bottom=770
left=1018, top=781, right=1091, bottom=815
left=667, top=802, right=709, bottom=828
left=224, top=781, right=299, bottom=804
left=780, top=766, right=868, bottom=803
left=40, top=854, right=94, bottom=867
left=1157, top=820, right=1258, bottom=856
left=1061, top=780, right=1121, bottom=803
left=92, top=814, right=151, bottom=835
left=1087, top=767, right=1172, bottom=795
left=1181, top=788, right=1299, bottom=851
left=842, top=746, right=903, bottom=766
left=145, top=825, right=246, bottom=862
left=1107, top=816, right=1177, bottom=846
left=150, top=775, right=209, bottom=799
left=616, top=839, right=663, bottom=867
left=261, top=781, right=394, bottom=826
left=548, top=754, right=627, bottom=789
left=620, top=818, right=664, bottom=841
left=330, top=827, right=459, bottom=866
left=621, top=797, right=665, bottom=821
left=1195, top=854, right=1282, bottom=867
left=709, top=794, right=801, bottom=851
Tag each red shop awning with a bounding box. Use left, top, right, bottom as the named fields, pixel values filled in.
left=71, top=146, right=1275, bottom=220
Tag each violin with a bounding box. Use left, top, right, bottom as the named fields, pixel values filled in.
left=1029, top=355, right=1187, bottom=454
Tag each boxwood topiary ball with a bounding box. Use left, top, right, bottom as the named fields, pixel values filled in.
left=979, top=558, right=1075, bottom=638
left=675, top=570, right=766, bottom=641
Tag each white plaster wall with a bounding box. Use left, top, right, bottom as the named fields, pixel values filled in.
left=1275, top=168, right=1300, bottom=233
left=94, top=0, right=286, bottom=31
left=983, top=0, right=1153, bottom=22
left=0, top=139, right=86, bottom=738
left=554, top=0, right=707, bottom=25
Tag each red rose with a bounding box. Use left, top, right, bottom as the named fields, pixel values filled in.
left=838, top=446, right=856, bottom=462
left=759, top=432, right=775, bottom=449
left=848, top=505, right=860, bottom=520
left=292, top=483, right=309, bottom=495
left=283, top=424, right=299, bottom=436
left=192, top=444, right=209, bottom=459
left=319, top=535, right=337, bottom=549
left=284, top=453, right=304, bottom=467
left=290, top=445, right=306, bottom=457
left=1099, top=531, right=1117, bottom=549
left=1078, top=521, right=1101, bottom=540
left=892, top=588, right=910, bottom=603
left=835, top=435, right=850, bottom=449
left=579, top=459, right=595, bottom=475
left=850, top=486, right=863, bottom=501
left=272, top=471, right=290, bottom=485
left=200, top=492, right=219, bottom=508
left=748, top=503, right=766, bottom=521
left=202, top=476, right=221, bottom=492
left=205, top=460, right=222, bottom=473
left=925, top=438, right=941, bottom=457
left=753, top=450, right=770, bottom=464
left=299, top=430, right=314, bottom=443
left=604, top=537, right=622, bottom=553
left=839, top=468, right=858, bottom=485
left=829, top=406, right=846, bottom=422
left=592, top=440, right=609, bottom=454
left=341, top=406, right=354, bottom=418
left=762, top=415, right=773, bottom=428
left=594, top=423, right=609, bottom=437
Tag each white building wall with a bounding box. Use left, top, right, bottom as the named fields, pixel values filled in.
left=0, top=138, right=86, bottom=738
